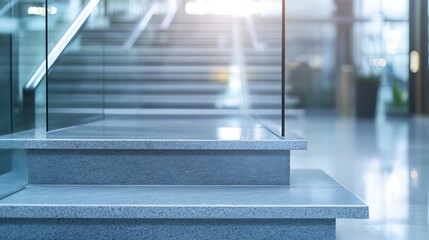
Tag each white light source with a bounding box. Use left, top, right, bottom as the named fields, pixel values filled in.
left=410, top=51, right=420, bottom=73
left=28, top=6, right=44, bottom=15
left=49, top=7, right=58, bottom=15
left=369, top=58, right=387, bottom=68
left=410, top=169, right=418, bottom=180
left=27, top=6, right=58, bottom=16
left=377, top=58, right=387, bottom=67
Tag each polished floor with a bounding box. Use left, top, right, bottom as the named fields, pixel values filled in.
left=290, top=111, right=429, bottom=240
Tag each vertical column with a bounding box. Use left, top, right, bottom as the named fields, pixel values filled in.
left=334, top=0, right=354, bottom=66
left=334, top=0, right=354, bottom=116
left=409, top=0, right=429, bottom=114
left=0, top=33, right=12, bottom=135
left=0, top=33, right=13, bottom=175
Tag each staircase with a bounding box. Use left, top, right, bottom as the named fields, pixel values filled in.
left=47, top=11, right=299, bottom=130
left=0, top=4, right=367, bottom=240
left=0, top=114, right=367, bottom=239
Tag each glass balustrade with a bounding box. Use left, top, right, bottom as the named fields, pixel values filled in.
left=47, top=0, right=105, bottom=130
left=0, top=0, right=40, bottom=199
left=1, top=0, right=287, bottom=135
left=43, top=0, right=286, bottom=135
left=0, top=0, right=286, bottom=197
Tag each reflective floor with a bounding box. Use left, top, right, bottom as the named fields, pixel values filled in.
left=291, top=111, right=429, bottom=240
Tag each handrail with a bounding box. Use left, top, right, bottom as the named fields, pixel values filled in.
left=244, top=15, right=264, bottom=51
left=0, top=0, right=19, bottom=16
left=215, top=17, right=249, bottom=110
left=160, top=0, right=178, bottom=30
left=123, top=0, right=159, bottom=49
left=24, top=0, right=101, bottom=91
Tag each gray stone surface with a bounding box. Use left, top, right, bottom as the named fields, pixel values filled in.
left=0, top=218, right=336, bottom=240
left=0, top=170, right=368, bottom=219
left=28, top=149, right=290, bottom=185
left=0, top=133, right=306, bottom=150
left=0, top=117, right=307, bottom=150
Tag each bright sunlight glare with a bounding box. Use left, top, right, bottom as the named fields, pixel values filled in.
left=185, top=0, right=260, bottom=16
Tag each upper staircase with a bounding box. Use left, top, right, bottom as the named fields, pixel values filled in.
left=47, top=10, right=299, bottom=130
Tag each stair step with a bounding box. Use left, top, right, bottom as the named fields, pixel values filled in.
left=47, top=95, right=298, bottom=105
left=0, top=170, right=367, bottom=219
left=47, top=73, right=282, bottom=81
left=0, top=117, right=305, bottom=185
left=27, top=149, right=291, bottom=185
left=0, top=170, right=368, bottom=240
left=0, top=129, right=305, bottom=150
left=47, top=108, right=304, bottom=117
left=50, top=65, right=281, bottom=73
left=53, top=55, right=280, bottom=64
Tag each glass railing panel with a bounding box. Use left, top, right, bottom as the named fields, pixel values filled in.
left=45, top=0, right=285, bottom=135
left=0, top=0, right=47, bottom=132
left=103, top=0, right=170, bottom=117
left=248, top=0, right=284, bottom=136
left=8, top=0, right=47, bottom=131
left=0, top=149, right=27, bottom=199
left=101, top=0, right=283, bottom=135
left=35, top=76, right=47, bottom=133
left=0, top=27, right=12, bottom=135
left=47, top=0, right=104, bottom=131
left=46, top=0, right=92, bottom=53
left=0, top=0, right=29, bottom=199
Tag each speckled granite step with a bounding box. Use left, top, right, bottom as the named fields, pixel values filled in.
left=0, top=128, right=306, bottom=150
left=0, top=128, right=305, bottom=185
left=0, top=170, right=368, bottom=240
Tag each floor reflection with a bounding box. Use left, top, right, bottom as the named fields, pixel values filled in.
left=291, top=112, right=429, bottom=240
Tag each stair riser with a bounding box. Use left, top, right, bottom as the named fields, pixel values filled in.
left=28, top=150, right=290, bottom=185
left=0, top=218, right=335, bottom=240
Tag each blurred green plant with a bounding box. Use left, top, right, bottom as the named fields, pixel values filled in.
left=355, top=75, right=381, bottom=85
left=354, top=74, right=380, bottom=118
left=392, top=80, right=408, bottom=107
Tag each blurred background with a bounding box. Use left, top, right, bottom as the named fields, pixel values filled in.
left=1, top=0, right=425, bottom=132
left=286, top=0, right=409, bottom=113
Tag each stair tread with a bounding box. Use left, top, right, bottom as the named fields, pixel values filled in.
left=0, top=170, right=368, bottom=219
left=0, top=116, right=306, bottom=150
left=0, top=129, right=305, bottom=150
